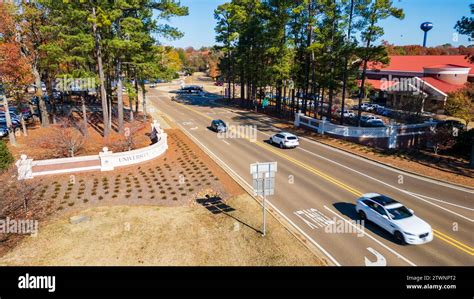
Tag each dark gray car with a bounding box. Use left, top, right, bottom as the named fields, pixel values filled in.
left=210, top=119, right=227, bottom=132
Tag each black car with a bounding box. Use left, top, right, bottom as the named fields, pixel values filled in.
left=435, top=120, right=467, bottom=131
left=210, top=119, right=227, bottom=132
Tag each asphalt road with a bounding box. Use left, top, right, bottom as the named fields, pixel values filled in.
left=148, top=82, right=473, bottom=266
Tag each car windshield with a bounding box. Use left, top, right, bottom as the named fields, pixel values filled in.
left=387, top=206, right=413, bottom=220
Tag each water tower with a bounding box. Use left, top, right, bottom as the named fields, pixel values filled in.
left=420, top=22, right=433, bottom=47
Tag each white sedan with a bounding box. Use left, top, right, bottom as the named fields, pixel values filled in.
left=355, top=193, right=433, bottom=245
left=269, top=132, right=299, bottom=149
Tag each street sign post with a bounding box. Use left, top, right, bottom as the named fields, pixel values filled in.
left=250, top=162, right=277, bottom=236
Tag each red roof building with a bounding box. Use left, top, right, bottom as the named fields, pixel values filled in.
left=364, top=55, right=473, bottom=113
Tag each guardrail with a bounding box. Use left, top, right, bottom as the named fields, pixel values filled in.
left=294, top=112, right=435, bottom=149
left=16, top=121, right=168, bottom=180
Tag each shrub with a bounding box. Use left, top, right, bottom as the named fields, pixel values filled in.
left=451, top=129, right=474, bottom=158
left=0, top=141, right=14, bottom=170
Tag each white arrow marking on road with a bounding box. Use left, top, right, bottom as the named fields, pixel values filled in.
left=365, top=247, right=387, bottom=266
left=182, top=121, right=193, bottom=126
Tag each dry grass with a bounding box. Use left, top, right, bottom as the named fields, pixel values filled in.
left=0, top=194, right=323, bottom=266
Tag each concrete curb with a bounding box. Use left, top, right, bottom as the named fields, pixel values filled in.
left=211, top=97, right=474, bottom=191
left=151, top=99, right=332, bottom=266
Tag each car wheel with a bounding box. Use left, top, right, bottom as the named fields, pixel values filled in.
left=394, top=231, right=405, bottom=245
left=280, top=142, right=284, bottom=149
left=358, top=210, right=366, bottom=220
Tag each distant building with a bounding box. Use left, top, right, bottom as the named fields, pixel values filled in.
left=363, top=55, right=473, bottom=113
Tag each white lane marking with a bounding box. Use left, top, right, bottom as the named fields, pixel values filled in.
left=209, top=100, right=473, bottom=194
left=168, top=98, right=472, bottom=220
left=299, top=136, right=474, bottom=194
left=190, top=127, right=198, bottom=130
left=324, top=205, right=416, bottom=266
left=298, top=147, right=473, bottom=222
left=182, top=121, right=193, bottom=126
left=173, top=121, right=342, bottom=266
left=294, top=209, right=334, bottom=229
left=250, top=127, right=473, bottom=220
left=222, top=140, right=230, bottom=146
left=405, top=191, right=474, bottom=211
left=365, top=247, right=387, bottom=266
left=161, top=98, right=438, bottom=265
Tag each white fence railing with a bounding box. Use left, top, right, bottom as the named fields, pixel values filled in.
left=16, top=121, right=168, bottom=179
left=294, top=112, right=435, bottom=149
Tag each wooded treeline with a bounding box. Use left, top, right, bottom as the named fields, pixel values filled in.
left=217, top=0, right=467, bottom=124
left=0, top=0, right=188, bottom=142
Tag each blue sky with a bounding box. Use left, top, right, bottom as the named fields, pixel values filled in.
left=160, top=0, right=472, bottom=49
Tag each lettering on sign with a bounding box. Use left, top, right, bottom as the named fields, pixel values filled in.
left=118, top=152, right=150, bottom=163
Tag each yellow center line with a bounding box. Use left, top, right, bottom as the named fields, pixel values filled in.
left=433, top=232, right=474, bottom=256
left=433, top=229, right=474, bottom=252
left=175, top=100, right=474, bottom=256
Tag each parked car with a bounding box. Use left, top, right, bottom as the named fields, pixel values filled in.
left=374, top=105, right=383, bottom=113
left=0, top=107, right=31, bottom=120
left=335, top=109, right=355, bottom=118
left=269, top=132, right=299, bottom=149
left=0, top=112, right=21, bottom=125
left=356, top=193, right=433, bottom=245
left=381, top=109, right=392, bottom=117
left=360, top=103, right=374, bottom=112
left=210, top=119, right=228, bottom=133
left=0, top=120, right=21, bottom=136
left=365, top=119, right=386, bottom=127
left=181, top=85, right=203, bottom=93
left=0, top=124, right=8, bottom=138
left=435, top=120, right=467, bottom=131
left=360, top=114, right=380, bottom=123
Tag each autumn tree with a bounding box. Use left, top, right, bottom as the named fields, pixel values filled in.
left=445, top=83, right=474, bottom=128
left=0, top=2, right=33, bottom=145
left=429, top=127, right=456, bottom=155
